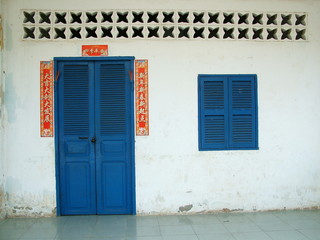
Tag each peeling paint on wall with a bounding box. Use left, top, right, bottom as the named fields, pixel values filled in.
left=0, top=183, right=5, bottom=218
left=5, top=191, right=56, bottom=217
left=179, top=204, right=193, bottom=213
left=4, top=176, right=56, bottom=217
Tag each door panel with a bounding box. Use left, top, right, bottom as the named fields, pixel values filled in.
left=101, top=162, right=126, bottom=210
left=65, top=163, right=92, bottom=208
left=58, top=62, right=96, bottom=215
left=65, top=141, right=89, bottom=156
left=95, top=62, right=133, bottom=214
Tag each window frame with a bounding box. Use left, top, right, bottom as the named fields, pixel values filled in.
left=198, top=74, right=258, bottom=151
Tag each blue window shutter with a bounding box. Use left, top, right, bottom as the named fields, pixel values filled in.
left=229, top=75, right=258, bottom=149
left=198, top=75, right=228, bottom=150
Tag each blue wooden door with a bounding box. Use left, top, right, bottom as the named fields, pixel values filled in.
left=56, top=57, right=135, bottom=215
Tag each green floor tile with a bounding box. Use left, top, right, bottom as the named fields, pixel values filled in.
left=232, top=231, right=272, bottom=240
left=266, top=230, right=310, bottom=240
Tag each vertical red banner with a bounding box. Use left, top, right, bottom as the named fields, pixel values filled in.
left=40, top=61, right=54, bottom=137
left=135, top=60, right=149, bottom=136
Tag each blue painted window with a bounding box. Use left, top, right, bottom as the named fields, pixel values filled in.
left=198, top=74, right=258, bottom=151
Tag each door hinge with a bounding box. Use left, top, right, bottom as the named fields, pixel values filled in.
left=54, top=71, right=60, bottom=82
left=129, top=70, right=133, bottom=81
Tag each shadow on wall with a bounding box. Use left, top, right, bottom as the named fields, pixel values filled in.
left=4, top=72, right=20, bottom=123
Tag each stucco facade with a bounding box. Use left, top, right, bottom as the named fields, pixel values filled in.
left=0, top=0, right=5, bottom=219
left=0, top=0, right=320, bottom=218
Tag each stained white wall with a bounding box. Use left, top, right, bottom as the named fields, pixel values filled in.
left=1, top=0, right=320, bottom=217
left=0, top=0, right=5, bottom=219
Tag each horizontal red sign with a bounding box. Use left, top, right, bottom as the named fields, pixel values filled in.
left=82, top=45, right=108, bottom=56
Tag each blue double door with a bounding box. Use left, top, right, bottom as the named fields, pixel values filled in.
left=55, top=57, right=135, bottom=215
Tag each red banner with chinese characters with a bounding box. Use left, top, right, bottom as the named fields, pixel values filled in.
left=135, top=60, right=149, bottom=136
left=82, top=45, right=108, bottom=56
left=40, top=61, right=54, bottom=137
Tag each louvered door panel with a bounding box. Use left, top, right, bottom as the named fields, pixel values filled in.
left=229, top=76, right=257, bottom=148
left=58, top=62, right=96, bottom=215
left=63, top=65, right=90, bottom=135
left=95, top=61, right=133, bottom=214
left=100, top=64, right=127, bottom=135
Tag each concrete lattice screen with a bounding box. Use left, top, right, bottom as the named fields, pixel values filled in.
left=22, top=10, right=307, bottom=41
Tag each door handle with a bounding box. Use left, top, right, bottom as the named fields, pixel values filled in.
left=79, top=137, right=88, bottom=140
left=91, top=137, right=96, bottom=143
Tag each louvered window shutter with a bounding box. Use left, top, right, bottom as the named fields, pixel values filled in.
left=199, top=76, right=228, bottom=150
left=229, top=75, right=257, bottom=149
left=198, top=74, right=258, bottom=151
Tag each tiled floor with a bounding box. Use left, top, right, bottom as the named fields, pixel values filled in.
left=0, top=210, right=320, bottom=240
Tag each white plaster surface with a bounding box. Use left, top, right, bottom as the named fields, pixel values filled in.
left=1, top=0, right=320, bottom=217
left=0, top=0, right=6, bottom=219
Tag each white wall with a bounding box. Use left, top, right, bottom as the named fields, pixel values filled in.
left=0, top=0, right=5, bottom=219
left=1, top=0, right=320, bottom=217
